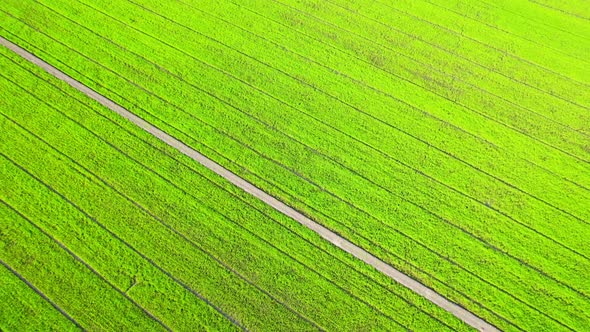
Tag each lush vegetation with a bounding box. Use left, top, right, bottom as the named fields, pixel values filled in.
left=0, top=45, right=467, bottom=330
left=1, top=0, right=588, bottom=330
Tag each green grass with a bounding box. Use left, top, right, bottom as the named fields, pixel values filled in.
left=0, top=42, right=468, bottom=330
left=1, top=0, right=588, bottom=330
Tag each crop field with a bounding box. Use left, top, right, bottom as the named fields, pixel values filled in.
left=0, top=0, right=588, bottom=331
left=0, top=45, right=471, bottom=330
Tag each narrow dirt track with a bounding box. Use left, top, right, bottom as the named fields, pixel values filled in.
left=0, top=36, right=499, bottom=332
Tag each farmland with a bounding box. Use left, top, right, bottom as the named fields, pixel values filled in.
left=0, top=44, right=471, bottom=330
left=1, top=0, right=589, bottom=331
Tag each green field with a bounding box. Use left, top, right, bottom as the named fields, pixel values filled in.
left=1, top=0, right=589, bottom=331
left=0, top=45, right=471, bottom=330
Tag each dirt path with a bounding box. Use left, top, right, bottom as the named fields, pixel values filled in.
left=0, top=36, right=498, bottom=332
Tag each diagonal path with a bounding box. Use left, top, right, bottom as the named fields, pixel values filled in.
left=0, top=35, right=498, bottom=332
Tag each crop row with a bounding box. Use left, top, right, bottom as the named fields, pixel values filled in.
left=314, top=0, right=590, bottom=98
left=42, top=0, right=590, bottom=209
left=152, top=0, right=590, bottom=216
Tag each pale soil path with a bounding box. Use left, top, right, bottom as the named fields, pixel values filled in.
left=0, top=36, right=499, bottom=332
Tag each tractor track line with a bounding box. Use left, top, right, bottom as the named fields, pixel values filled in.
left=478, top=0, right=590, bottom=42
left=357, top=0, right=590, bottom=89
left=277, top=0, right=590, bottom=108
left=528, top=1, right=590, bottom=22
left=417, top=0, right=590, bottom=64
left=217, top=0, right=590, bottom=141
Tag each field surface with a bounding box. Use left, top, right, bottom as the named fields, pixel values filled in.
left=1, top=0, right=589, bottom=331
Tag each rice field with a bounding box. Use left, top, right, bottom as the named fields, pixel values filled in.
left=1, top=0, right=588, bottom=331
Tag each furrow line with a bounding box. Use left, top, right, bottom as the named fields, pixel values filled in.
left=419, top=0, right=590, bottom=64
left=529, top=1, right=590, bottom=21
left=225, top=0, right=590, bottom=142
left=222, top=2, right=590, bottom=196
left=479, top=0, right=590, bottom=41
left=133, top=0, right=590, bottom=166
left=164, top=1, right=590, bottom=229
